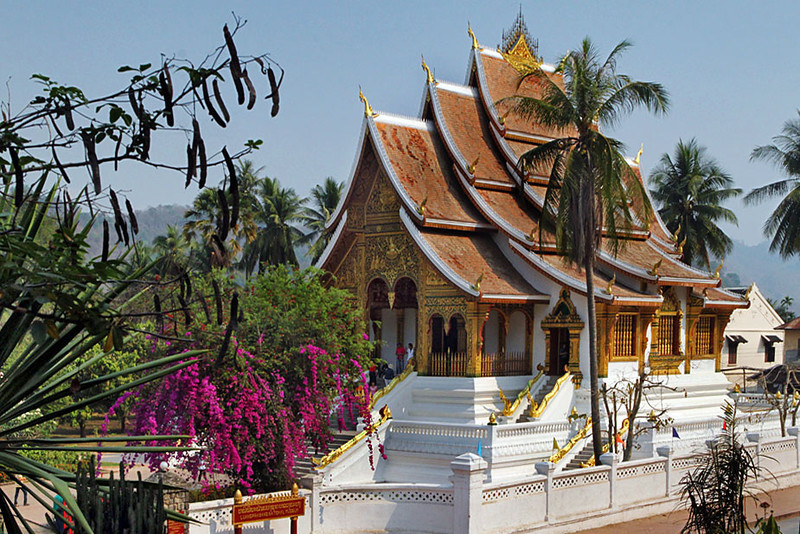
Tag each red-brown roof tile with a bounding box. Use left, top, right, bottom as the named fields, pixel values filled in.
left=374, top=119, right=485, bottom=225
left=420, top=229, right=543, bottom=297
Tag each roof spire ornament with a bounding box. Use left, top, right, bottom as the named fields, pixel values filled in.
left=468, top=22, right=480, bottom=50
left=421, top=55, right=434, bottom=84
left=359, top=86, right=376, bottom=118
left=606, top=273, right=616, bottom=295
left=713, top=259, right=723, bottom=279
left=648, top=258, right=662, bottom=277
left=672, top=224, right=681, bottom=243
left=633, top=144, right=644, bottom=165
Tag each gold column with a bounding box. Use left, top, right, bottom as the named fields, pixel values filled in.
left=543, top=329, right=553, bottom=375
left=569, top=328, right=583, bottom=387
left=639, top=311, right=655, bottom=374
left=466, top=301, right=484, bottom=377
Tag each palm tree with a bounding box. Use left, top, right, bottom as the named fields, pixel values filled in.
left=183, top=160, right=262, bottom=264
left=240, top=177, right=306, bottom=275
left=510, top=38, right=669, bottom=459
left=152, top=224, right=193, bottom=276
left=649, top=139, right=741, bottom=268
left=300, top=177, right=344, bottom=264
left=745, top=111, right=800, bottom=258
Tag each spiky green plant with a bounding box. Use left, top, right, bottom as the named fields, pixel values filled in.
left=679, top=402, right=759, bottom=534
left=0, top=176, right=200, bottom=532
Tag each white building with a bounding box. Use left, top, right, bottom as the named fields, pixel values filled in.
left=722, top=284, right=784, bottom=373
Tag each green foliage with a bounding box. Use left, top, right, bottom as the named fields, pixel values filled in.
left=745, top=110, right=800, bottom=258
left=649, top=139, right=741, bottom=269
left=299, top=176, right=344, bottom=265
left=507, top=37, right=669, bottom=460
left=767, top=296, right=796, bottom=323
left=74, top=460, right=175, bottom=534
left=680, top=402, right=758, bottom=534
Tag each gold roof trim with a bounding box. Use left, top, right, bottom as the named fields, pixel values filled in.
left=421, top=55, right=434, bottom=84
left=501, top=34, right=542, bottom=75
left=468, top=22, right=480, bottom=50
left=359, top=86, right=377, bottom=118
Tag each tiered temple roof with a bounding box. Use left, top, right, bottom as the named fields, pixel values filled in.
left=322, top=24, right=745, bottom=312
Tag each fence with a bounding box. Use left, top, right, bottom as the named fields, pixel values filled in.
left=429, top=351, right=468, bottom=376
left=480, top=351, right=530, bottom=376
left=187, top=430, right=800, bottom=534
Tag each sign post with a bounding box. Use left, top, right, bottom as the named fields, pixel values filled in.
left=232, top=483, right=305, bottom=534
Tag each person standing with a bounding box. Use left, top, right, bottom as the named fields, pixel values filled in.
left=395, top=343, right=406, bottom=374
left=407, top=343, right=415, bottom=368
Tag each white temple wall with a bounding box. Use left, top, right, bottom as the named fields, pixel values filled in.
left=506, top=311, right=526, bottom=354
left=404, top=308, right=417, bottom=350
left=484, top=310, right=501, bottom=354
left=380, top=308, right=398, bottom=364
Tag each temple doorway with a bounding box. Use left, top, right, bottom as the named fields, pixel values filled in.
left=548, top=328, right=570, bottom=376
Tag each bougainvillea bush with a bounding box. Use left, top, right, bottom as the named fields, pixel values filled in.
left=125, top=265, right=375, bottom=491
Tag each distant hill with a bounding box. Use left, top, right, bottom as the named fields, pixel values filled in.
left=722, top=240, right=800, bottom=315
left=80, top=204, right=187, bottom=256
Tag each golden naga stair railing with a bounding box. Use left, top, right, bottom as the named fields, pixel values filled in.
left=313, top=408, right=392, bottom=470
left=498, top=365, right=545, bottom=416
left=549, top=417, right=592, bottom=463
left=527, top=371, right=571, bottom=419
left=580, top=417, right=630, bottom=468
left=369, top=362, right=415, bottom=410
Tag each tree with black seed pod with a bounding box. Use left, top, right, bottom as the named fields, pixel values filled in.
left=0, top=16, right=283, bottom=534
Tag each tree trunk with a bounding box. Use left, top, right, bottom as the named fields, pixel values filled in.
left=585, top=241, right=603, bottom=460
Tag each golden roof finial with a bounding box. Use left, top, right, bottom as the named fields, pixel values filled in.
left=472, top=273, right=484, bottom=292
left=416, top=196, right=428, bottom=216
left=359, top=86, right=376, bottom=118
left=488, top=412, right=497, bottom=425
left=421, top=55, right=434, bottom=84
left=468, top=155, right=480, bottom=175
left=498, top=109, right=511, bottom=126
left=672, top=224, right=682, bottom=243
left=678, top=235, right=687, bottom=255
left=633, top=144, right=644, bottom=165
left=648, top=258, right=662, bottom=277
left=713, top=260, right=723, bottom=280
left=606, top=273, right=616, bottom=295
left=526, top=226, right=537, bottom=242
left=468, top=22, right=480, bottom=50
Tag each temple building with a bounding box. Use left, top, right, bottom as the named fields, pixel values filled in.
left=318, top=17, right=747, bottom=390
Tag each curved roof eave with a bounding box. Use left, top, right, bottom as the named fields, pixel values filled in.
left=315, top=210, right=348, bottom=270
left=326, top=119, right=369, bottom=231
left=644, top=240, right=721, bottom=287
left=399, top=208, right=479, bottom=298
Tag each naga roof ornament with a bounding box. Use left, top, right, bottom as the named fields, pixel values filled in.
left=468, top=22, right=480, bottom=50
left=421, top=55, right=434, bottom=84
left=358, top=86, right=377, bottom=118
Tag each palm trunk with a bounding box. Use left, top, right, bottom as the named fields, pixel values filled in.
left=585, top=245, right=603, bottom=460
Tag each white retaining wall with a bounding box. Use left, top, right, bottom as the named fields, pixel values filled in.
left=187, top=429, right=800, bottom=534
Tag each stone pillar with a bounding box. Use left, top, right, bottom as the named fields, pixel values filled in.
left=657, top=445, right=674, bottom=496
left=747, top=432, right=761, bottom=476
left=787, top=427, right=800, bottom=468
left=310, top=474, right=324, bottom=533
left=535, top=461, right=555, bottom=522
left=632, top=421, right=656, bottom=459
left=599, top=452, right=617, bottom=508
left=450, top=452, right=487, bottom=534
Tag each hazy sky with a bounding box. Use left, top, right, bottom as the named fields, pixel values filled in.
left=4, top=1, right=799, bottom=246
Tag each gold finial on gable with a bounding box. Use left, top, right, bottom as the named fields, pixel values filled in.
left=678, top=236, right=687, bottom=255
left=713, top=260, right=723, bottom=280
left=421, top=55, right=434, bottom=84
left=359, top=86, right=376, bottom=118
left=606, top=273, right=616, bottom=295
left=472, top=273, right=484, bottom=292
left=633, top=144, right=644, bottom=165
left=648, top=258, right=662, bottom=277
left=498, top=109, right=511, bottom=126
left=468, top=22, right=480, bottom=50
left=672, top=224, right=682, bottom=243
left=416, top=196, right=428, bottom=216
left=468, top=155, right=480, bottom=175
